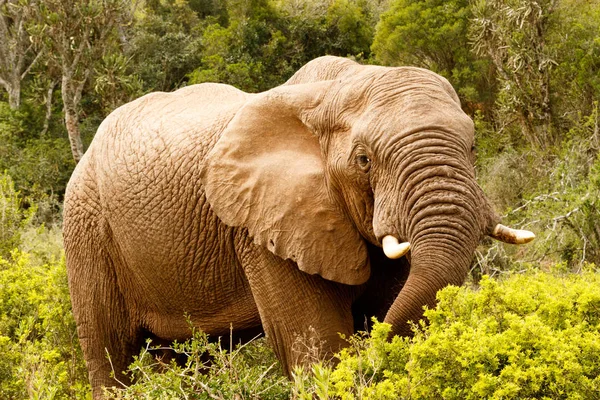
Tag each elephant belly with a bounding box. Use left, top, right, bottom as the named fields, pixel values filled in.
left=126, top=243, right=262, bottom=342
left=139, top=274, right=261, bottom=342
left=105, top=188, right=261, bottom=341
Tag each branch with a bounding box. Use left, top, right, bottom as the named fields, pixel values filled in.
left=40, top=79, right=57, bottom=137
left=20, top=47, right=44, bottom=80
left=552, top=207, right=580, bottom=224
left=0, top=75, right=10, bottom=91
left=70, top=30, right=90, bottom=72
left=12, top=4, right=30, bottom=73
left=73, top=67, right=90, bottom=106
left=502, top=192, right=560, bottom=217
left=94, top=8, right=119, bottom=56
left=105, top=348, right=129, bottom=389
left=15, top=5, right=25, bottom=40
left=0, top=12, right=13, bottom=68
left=10, top=34, right=26, bottom=76
left=195, top=381, right=224, bottom=400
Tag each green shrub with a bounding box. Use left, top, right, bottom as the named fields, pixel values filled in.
left=0, top=176, right=88, bottom=398
left=0, top=102, right=75, bottom=206
left=0, top=251, right=89, bottom=399
left=296, top=271, right=600, bottom=399
left=0, top=173, right=35, bottom=259
left=2, top=226, right=597, bottom=400
left=105, top=328, right=291, bottom=399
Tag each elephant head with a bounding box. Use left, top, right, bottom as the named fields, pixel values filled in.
left=201, top=56, right=533, bottom=336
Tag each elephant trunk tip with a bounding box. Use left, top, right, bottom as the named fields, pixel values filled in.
left=489, top=223, right=535, bottom=244
left=382, top=235, right=411, bottom=259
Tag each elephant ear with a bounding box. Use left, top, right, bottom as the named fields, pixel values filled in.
left=201, top=84, right=370, bottom=285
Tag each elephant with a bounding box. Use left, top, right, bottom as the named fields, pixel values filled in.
left=63, top=56, right=534, bottom=398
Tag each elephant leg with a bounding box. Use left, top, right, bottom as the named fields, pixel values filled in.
left=64, top=216, right=142, bottom=398
left=352, top=244, right=410, bottom=332
left=237, top=240, right=356, bottom=376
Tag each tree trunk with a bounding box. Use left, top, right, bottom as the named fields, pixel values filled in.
left=7, top=82, right=20, bottom=110
left=62, top=75, right=84, bottom=163
left=41, top=80, right=57, bottom=137
left=65, top=106, right=84, bottom=163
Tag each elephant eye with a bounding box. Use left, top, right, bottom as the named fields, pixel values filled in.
left=356, top=154, right=371, bottom=172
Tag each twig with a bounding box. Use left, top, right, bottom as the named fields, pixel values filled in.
left=196, top=381, right=224, bottom=400
left=105, top=348, right=129, bottom=389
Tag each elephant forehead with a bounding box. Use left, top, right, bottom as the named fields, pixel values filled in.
left=352, top=93, right=473, bottom=145
left=338, top=66, right=458, bottom=105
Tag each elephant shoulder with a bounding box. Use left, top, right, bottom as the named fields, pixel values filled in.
left=90, top=84, right=251, bottom=152
left=172, top=83, right=248, bottom=103
left=83, top=83, right=253, bottom=201
left=104, top=83, right=248, bottom=131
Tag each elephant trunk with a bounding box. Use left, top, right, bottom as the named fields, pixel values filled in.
left=380, top=185, right=534, bottom=336
left=377, top=163, right=488, bottom=336
left=383, top=232, right=475, bottom=336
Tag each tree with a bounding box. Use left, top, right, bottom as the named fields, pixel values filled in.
left=372, top=0, right=495, bottom=113
left=33, top=0, right=129, bottom=162
left=279, top=0, right=375, bottom=61
left=547, top=0, right=600, bottom=125
left=189, top=0, right=283, bottom=92
left=189, top=0, right=377, bottom=92
left=93, top=53, right=143, bottom=115
left=470, top=0, right=558, bottom=149
left=0, top=0, right=43, bottom=110
left=127, top=0, right=204, bottom=92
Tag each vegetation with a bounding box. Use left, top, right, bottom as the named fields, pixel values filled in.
left=0, top=174, right=87, bottom=398
left=294, top=271, right=600, bottom=399
left=1, top=0, right=599, bottom=398
left=104, top=330, right=291, bottom=399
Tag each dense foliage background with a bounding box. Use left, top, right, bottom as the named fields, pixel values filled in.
left=1, top=0, right=599, bottom=398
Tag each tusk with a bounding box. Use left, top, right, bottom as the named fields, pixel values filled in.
left=489, top=224, right=535, bottom=244
left=382, top=235, right=411, bottom=259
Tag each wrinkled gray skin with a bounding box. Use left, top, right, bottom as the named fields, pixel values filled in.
left=64, top=56, right=501, bottom=398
